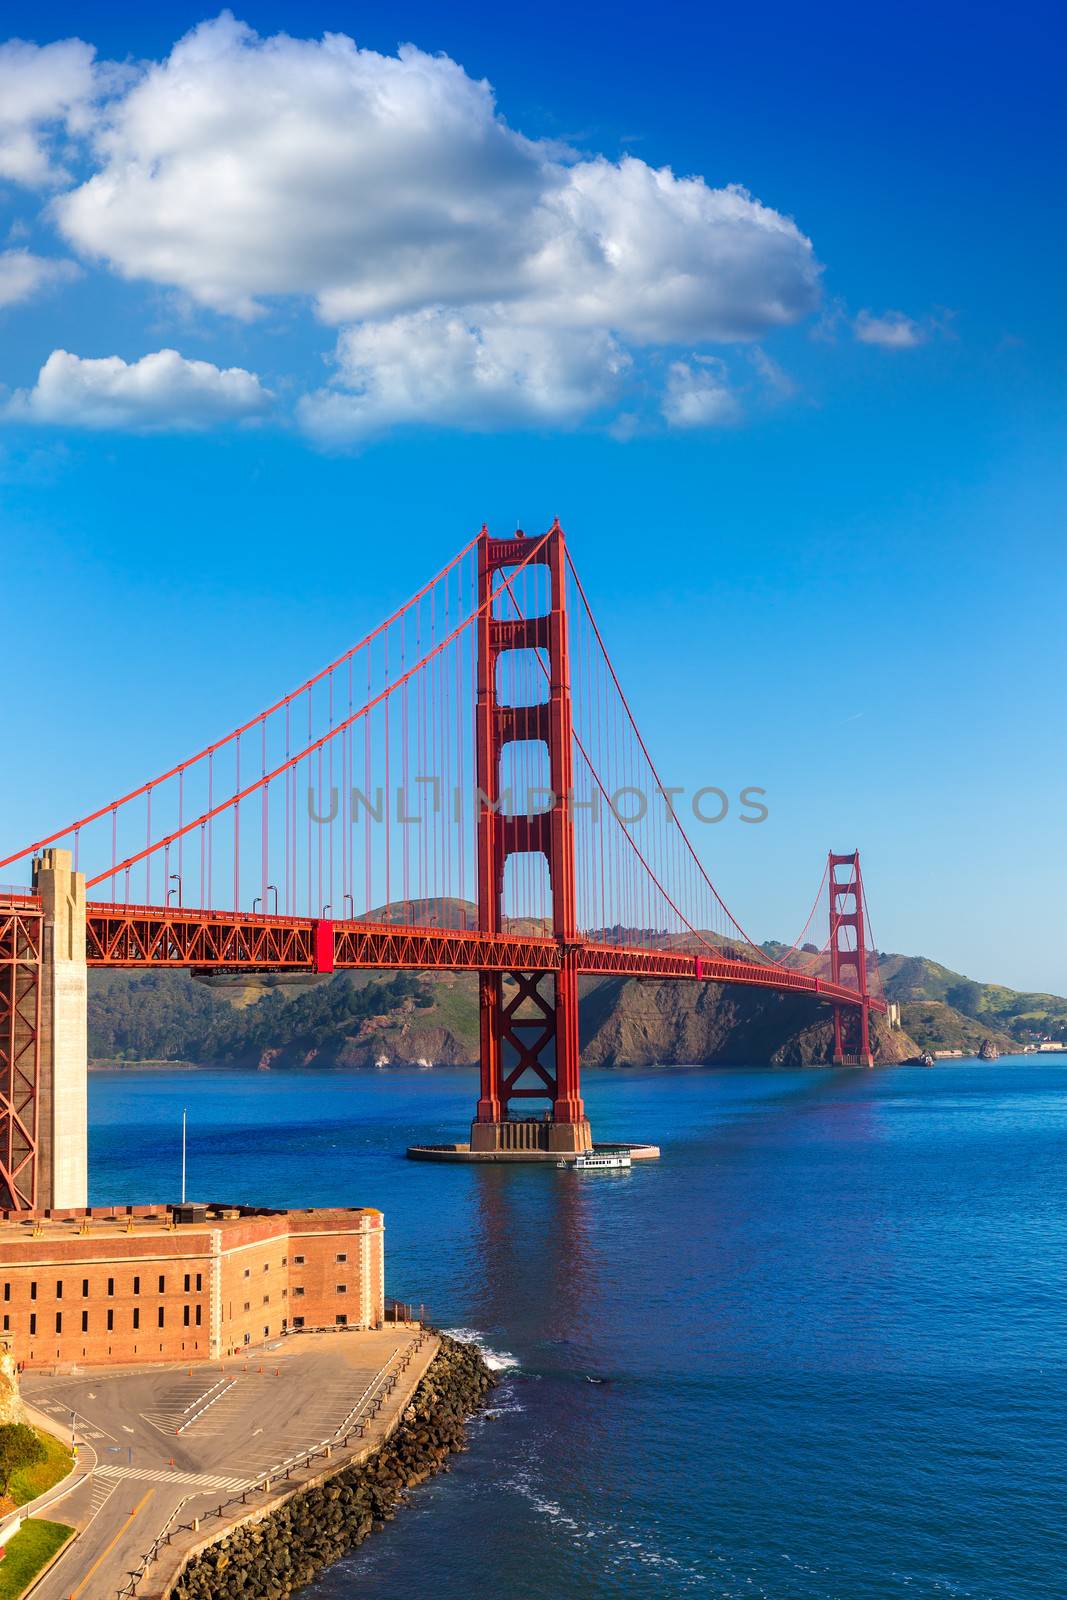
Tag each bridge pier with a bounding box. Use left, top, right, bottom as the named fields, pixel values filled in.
left=32, top=848, right=88, bottom=1209
left=470, top=962, right=592, bottom=1156
left=832, top=1002, right=875, bottom=1068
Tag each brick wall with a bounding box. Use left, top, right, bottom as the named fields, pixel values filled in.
left=0, top=1206, right=385, bottom=1367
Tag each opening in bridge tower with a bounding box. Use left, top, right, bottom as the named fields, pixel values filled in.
left=471, top=522, right=592, bottom=1156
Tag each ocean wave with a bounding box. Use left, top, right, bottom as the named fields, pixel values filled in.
left=442, top=1325, right=521, bottom=1373
left=504, top=1465, right=711, bottom=1589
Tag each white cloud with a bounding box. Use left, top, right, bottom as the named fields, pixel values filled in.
left=0, top=13, right=829, bottom=436
left=853, top=310, right=926, bottom=349
left=0, top=38, right=100, bottom=186
left=524, top=160, right=818, bottom=345
left=0, top=249, right=79, bottom=307
left=662, top=358, right=740, bottom=427
left=54, top=16, right=546, bottom=321
left=299, top=310, right=628, bottom=441
left=749, top=345, right=796, bottom=398
left=41, top=13, right=819, bottom=430
left=54, top=15, right=820, bottom=341
left=6, top=347, right=273, bottom=430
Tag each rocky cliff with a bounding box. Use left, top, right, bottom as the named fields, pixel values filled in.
left=578, top=976, right=916, bottom=1066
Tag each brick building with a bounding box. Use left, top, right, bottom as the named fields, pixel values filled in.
left=0, top=1203, right=384, bottom=1368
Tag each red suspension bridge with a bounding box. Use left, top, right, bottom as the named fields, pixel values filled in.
left=0, top=521, right=884, bottom=1205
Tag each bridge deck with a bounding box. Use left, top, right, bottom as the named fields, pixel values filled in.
left=82, top=902, right=883, bottom=1012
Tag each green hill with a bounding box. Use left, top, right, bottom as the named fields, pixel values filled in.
left=877, top=955, right=1067, bottom=1043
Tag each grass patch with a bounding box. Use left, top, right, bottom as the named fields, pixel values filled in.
left=0, top=1518, right=73, bottom=1599
left=9, top=1431, right=73, bottom=1508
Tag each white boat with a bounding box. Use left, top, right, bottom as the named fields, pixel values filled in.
left=559, top=1148, right=632, bottom=1171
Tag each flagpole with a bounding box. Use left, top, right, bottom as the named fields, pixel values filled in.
left=181, top=1108, right=187, bottom=1205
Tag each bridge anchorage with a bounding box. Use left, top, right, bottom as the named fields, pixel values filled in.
left=0, top=518, right=885, bottom=1202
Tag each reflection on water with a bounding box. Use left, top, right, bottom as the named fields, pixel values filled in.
left=467, top=1160, right=597, bottom=1349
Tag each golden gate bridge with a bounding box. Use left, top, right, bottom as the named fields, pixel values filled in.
left=0, top=521, right=884, bottom=1209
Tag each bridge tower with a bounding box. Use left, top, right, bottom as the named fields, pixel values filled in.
left=471, top=523, right=592, bottom=1155
left=828, top=849, right=874, bottom=1068
left=0, top=849, right=88, bottom=1212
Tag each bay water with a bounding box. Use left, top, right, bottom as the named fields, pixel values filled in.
left=89, top=1060, right=1067, bottom=1599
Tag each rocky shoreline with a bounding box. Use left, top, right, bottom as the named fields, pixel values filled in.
left=171, top=1335, right=495, bottom=1600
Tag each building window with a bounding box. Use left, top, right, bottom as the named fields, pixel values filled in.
left=106, top=1310, right=113, bottom=1332
left=335, top=1253, right=348, bottom=1263
left=183, top=1305, right=190, bottom=1326
left=263, top=1263, right=269, bottom=1273
left=335, top=1284, right=347, bottom=1295
left=56, top=1280, right=63, bottom=1300
left=55, top=1312, right=62, bottom=1333
left=82, top=1279, right=89, bottom=1297
left=81, top=1311, right=88, bottom=1333
left=293, top=1316, right=305, bottom=1328
left=243, top=1268, right=250, bottom=1280
left=158, top=1275, right=165, bottom=1294
left=29, top=1314, right=36, bottom=1337
left=281, top=1257, right=287, bottom=1267
left=335, top=1314, right=347, bottom=1326
left=293, top=1255, right=304, bottom=1265
left=195, top=1305, right=202, bottom=1326
left=158, top=1307, right=165, bottom=1329
left=195, top=1273, right=202, bottom=1292
left=243, top=1301, right=250, bottom=1313
left=293, top=1286, right=305, bottom=1297
left=133, top=1276, right=140, bottom=1295
left=2, top=1316, right=8, bottom=1332
left=133, top=1308, right=140, bottom=1330
left=3, top=1283, right=9, bottom=1302
left=107, top=1278, right=114, bottom=1297
left=30, top=1281, right=37, bottom=1301
left=184, top=1274, right=190, bottom=1293
left=263, top=1326, right=269, bottom=1338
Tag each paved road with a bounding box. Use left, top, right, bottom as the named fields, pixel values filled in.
left=22, top=1329, right=419, bottom=1600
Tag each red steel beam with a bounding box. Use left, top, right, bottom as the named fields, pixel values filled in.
left=83, top=902, right=885, bottom=1012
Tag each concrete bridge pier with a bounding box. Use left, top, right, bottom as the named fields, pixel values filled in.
left=32, top=847, right=88, bottom=1210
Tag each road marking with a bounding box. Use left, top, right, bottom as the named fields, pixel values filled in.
left=97, top=1464, right=249, bottom=1492
left=84, top=1475, right=121, bottom=1522
left=69, top=1486, right=154, bottom=1599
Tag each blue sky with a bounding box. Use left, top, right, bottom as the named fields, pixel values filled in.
left=1, top=2, right=1064, bottom=991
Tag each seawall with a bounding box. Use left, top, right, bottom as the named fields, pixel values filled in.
left=169, top=1335, right=495, bottom=1599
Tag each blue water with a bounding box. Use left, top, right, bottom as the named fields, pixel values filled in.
left=89, top=1061, right=1067, bottom=1599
